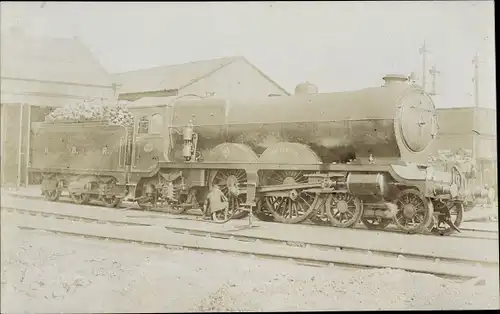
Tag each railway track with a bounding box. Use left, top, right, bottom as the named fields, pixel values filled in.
left=3, top=192, right=497, bottom=241
left=1, top=205, right=498, bottom=281
left=159, top=211, right=499, bottom=240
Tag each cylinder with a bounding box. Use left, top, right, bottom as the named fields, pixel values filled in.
left=434, top=183, right=458, bottom=198
left=346, top=173, right=388, bottom=196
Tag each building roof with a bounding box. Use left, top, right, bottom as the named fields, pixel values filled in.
left=126, top=94, right=205, bottom=109
left=112, top=56, right=290, bottom=95
left=0, top=29, right=113, bottom=86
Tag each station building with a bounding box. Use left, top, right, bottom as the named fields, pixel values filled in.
left=0, top=27, right=117, bottom=187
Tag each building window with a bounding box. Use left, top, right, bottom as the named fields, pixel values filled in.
left=138, top=116, right=149, bottom=134
left=150, top=113, right=163, bottom=134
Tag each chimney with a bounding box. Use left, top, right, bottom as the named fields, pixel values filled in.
left=382, top=74, right=409, bottom=87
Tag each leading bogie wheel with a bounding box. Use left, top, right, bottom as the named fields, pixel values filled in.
left=325, top=193, right=363, bottom=228
left=393, top=189, right=434, bottom=234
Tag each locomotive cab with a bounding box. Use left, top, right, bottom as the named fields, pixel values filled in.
left=125, top=94, right=208, bottom=171
left=127, top=101, right=169, bottom=172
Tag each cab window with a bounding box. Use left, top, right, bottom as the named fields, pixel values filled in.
left=150, top=113, right=163, bottom=134
left=138, top=116, right=149, bottom=134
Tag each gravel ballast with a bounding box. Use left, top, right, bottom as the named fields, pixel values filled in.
left=1, top=226, right=498, bottom=312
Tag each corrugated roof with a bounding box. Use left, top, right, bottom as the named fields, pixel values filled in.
left=0, top=30, right=113, bottom=86
left=112, top=56, right=290, bottom=96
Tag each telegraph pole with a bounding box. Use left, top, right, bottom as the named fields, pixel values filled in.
left=472, top=53, right=480, bottom=108
left=419, top=41, right=430, bottom=91
left=429, top=65, right=440, bottom=96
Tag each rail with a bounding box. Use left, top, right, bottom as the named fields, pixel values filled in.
left=3, top=192, right=498, bottom=241
left=2, top=207, right=497, bottom=280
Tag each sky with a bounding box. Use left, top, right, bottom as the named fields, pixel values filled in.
left=0, top=1, right=496, bottom=109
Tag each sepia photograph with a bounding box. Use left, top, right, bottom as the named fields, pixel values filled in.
left=0, top=1, right=498, bottom=312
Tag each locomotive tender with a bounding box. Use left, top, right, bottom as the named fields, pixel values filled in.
left=30, top=74, right=472, bottom=235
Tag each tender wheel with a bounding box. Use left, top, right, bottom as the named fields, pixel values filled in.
left=44, top=189, right=62, bottom=202
left=210, top=169, right=249, bottom=220
left=99, top=179, right=122, bottom=208
left=70, top=180, right=94, bottom=205
left=101, top=195, right=121, bottom=208
left=431, top=201, right=464, bottom=235
left=71, top=192, right=91, bottom=205
left=325, top=193, right=363, bottom=228
left=44, top=179, right=63, bottom=202
left=393, top=189, right=434, bottom=234
left=263, top=170, right=319, bottom=224
left=361, top=217, right=391, bottom=230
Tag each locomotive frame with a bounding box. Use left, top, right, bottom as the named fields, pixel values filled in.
left=29, top=76, right=490, bottom=236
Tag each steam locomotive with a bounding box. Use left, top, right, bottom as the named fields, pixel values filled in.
left=30, top=74, right=484, bottom=235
